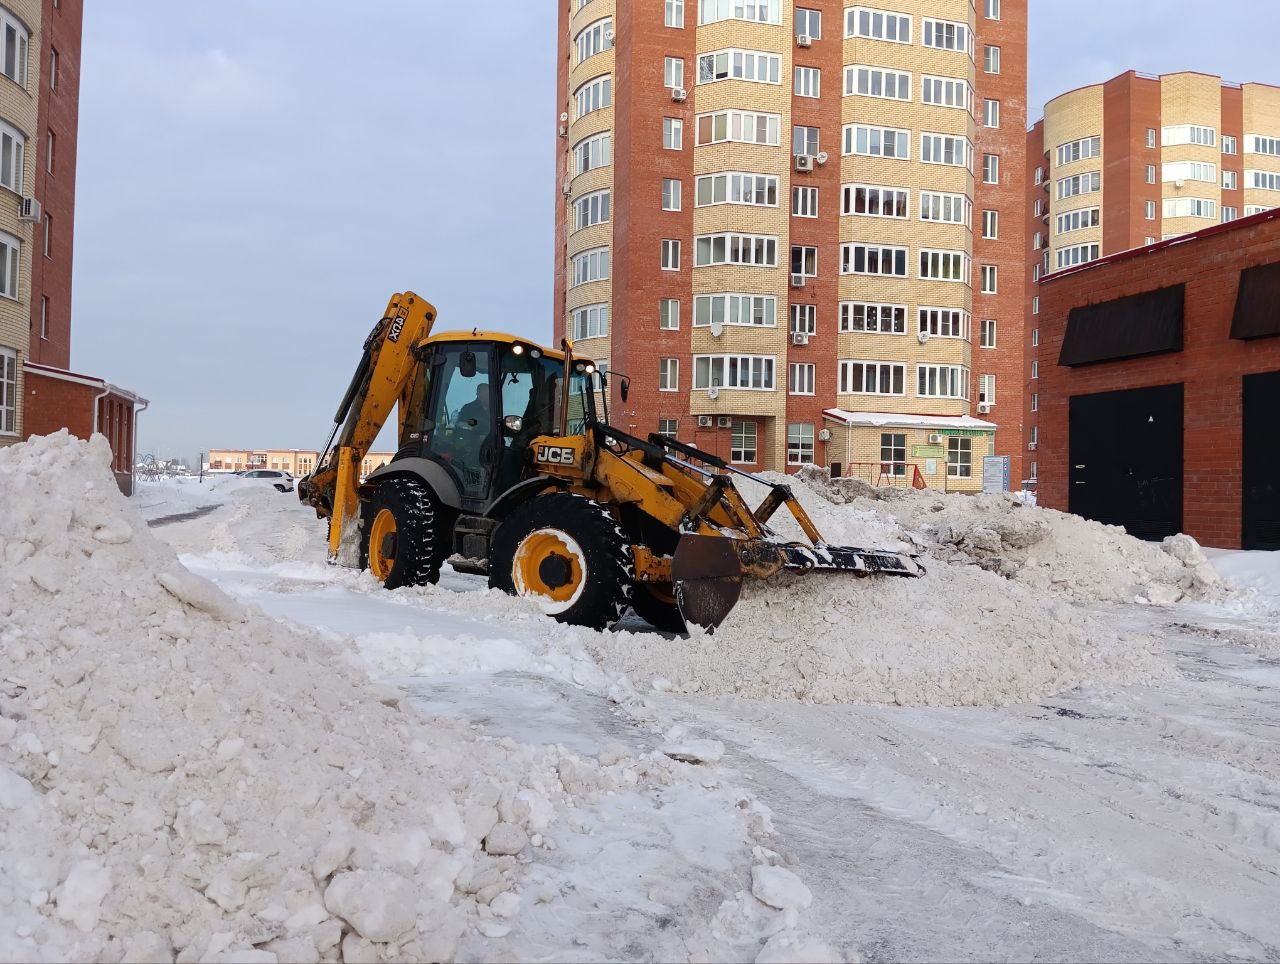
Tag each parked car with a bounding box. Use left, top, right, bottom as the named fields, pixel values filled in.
left=237, top=469, right=294, bottom=492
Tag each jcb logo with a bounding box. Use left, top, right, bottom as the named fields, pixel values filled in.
left=536, top=445, right=576, bottom=465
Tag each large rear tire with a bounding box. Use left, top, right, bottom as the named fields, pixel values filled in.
left=489, top=493, right=633, bottom=630
left=360, top=477, right=448, bottom=590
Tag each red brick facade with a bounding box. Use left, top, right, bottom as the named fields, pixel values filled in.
left=1037, top=210, right=1280, bottom=548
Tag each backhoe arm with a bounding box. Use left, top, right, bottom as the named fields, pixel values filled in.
left=298, top=292, right=437, bottom=561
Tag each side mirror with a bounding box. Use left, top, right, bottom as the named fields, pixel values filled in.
left=620, top=377, right=630, bottom=403
left=503, top=415, right=524, bottom=434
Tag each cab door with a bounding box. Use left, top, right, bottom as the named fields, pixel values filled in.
left=419, top=344, right=499, bottom=504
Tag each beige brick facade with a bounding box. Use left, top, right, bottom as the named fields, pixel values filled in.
left=207, top=450, right=395, bottom=477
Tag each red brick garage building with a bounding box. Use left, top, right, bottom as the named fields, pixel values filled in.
left=1036, top=209, right=1280, bottom=550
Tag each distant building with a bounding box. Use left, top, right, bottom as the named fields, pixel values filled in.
left=207, top=450, right=395, bottom=478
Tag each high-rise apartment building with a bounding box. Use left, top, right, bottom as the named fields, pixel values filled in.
left=554, top=0, right=1028, bottom=490
left=1024, top=70, right=1280, bottom=485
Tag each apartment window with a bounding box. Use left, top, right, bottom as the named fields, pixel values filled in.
left=573, top=190, right=611, bottom=231
left=1031, top=361, right=1039, bottom=379
left=731, top=421, right=757, bottom=464
left=1164, top=125, right=1216, bottom=147
left=664, top=57, right=684, bottom=89
left=49, top=46, right=58, bottom=91
left=792, top=125, right=819, bottom=157
left=659, top=358, right=679, bottom=391
left=0, top=120, right=24, bottom=193
left=795, top=8, right=821, bottom=39
left=919, top=307, right=970, bottom=339
left=1223, top=135, right=1238, bottom=155
left=1031, top=393, right=1039, bottom=412
left=575, top=19, right=612, bottom=64
left=575, top=76, right=613, bottom=118
left=1032, top=296, right=1039, bottom=314
left=665, top=0, right=684, bottom=28
left=693, top=354, right=776, bottom=390
left=980, top=264, right=997, bottom=293
left=1034, top=198, right=1042, bottom=216
left=984, top=0, right=1000, bottom=19
left=694, top=293, right=776, bottom=328
left=840, top=302, right=906, bottom=334
left=1146, top=128, right=1157, bottom=148
left=844, top=8, right=911, bottom=43
left=1031, top=328, right=1039, bottom=348
left=661, top=239, right=681, bottom=270
left=1223, top=170, right=1238, bottom=190
left=1248, top=170, right=1280, bottom=191
left=984, top=99, right=1000, bottom=128
left=570, top=303, right=609, bottom=340
left=841, top=243, right=908, bottom=277
left=980, top=318, right=996, bottom=348
left=696, top=109, right=781, bottom=146
left=881, top=433, right=906, bottom=477
left=1056, top=208, right=1100, bottom=234
left=0, top=346, right=15, bottom=434
left=573, top=132, right=612, bottom=175
left=845, top=124, right=909, bottom=159
left=788, top=363, right=816, bottom=396
left=1248, top=135, right=1280, bottom=156
left=700, top=0, right=781, bottom=25
left=695, top=232, right=777, bottom=267
left=1057, top=171, right=1100, bottom=199
left=790, top=245, right=817, bottom=278
left=696, top=172, right=778, bottom=207
left=572, top=247, right=609, bottom=287
left=662, top=178, right=682, bottom=211
left=922, top=75, right=973, bottom=112
left=983, top=45, right=1000, bottom=74
left=1030, top=426, right=1038, bottom=447
left=1145, top=164, right=1156, bottom=184
left=982, top=154, right=999, bottom=184
left=697, top=49, right=781, bottom=85
left=787, top=424, right=815, bottom=466
left=1163, top=197, right=1217, bottom=219
left=839, top=360, right=905, bottom=395
left=981, top=209, right=998, bottom=239
left=794, top=66, right=820, bottom=98
left=39, top=294, right=48, bottom=339
left=792, top=185, right=818, bottom=218
left=978, top=374, right=996, bottom=406
left=921, top=132, right=971, bottom=168
left=842, top=183, right=908, bottom=218
left=918, top=249, right=969, bottom=283
left=45, top=129, right=53, bottom=174
left=658, top=418, right=679, bottom=437
left=920, top=191, right=971, bottom=225
left=947, top=437, right=972, bottom=478
left=1056, top=243, right=1101, bottom=269
left=0, top=10, right=28, bottom=89
left=845, top=65, right=911, bottom=101
left=41, top=212, right=50, bottom=257
left=1222, top=206, right=1238, bottom=223
left=660, top=298, right=680, bottom=329
left=1163, top=160, right=1216, bottom=183
left=1033, top=263, right=1041, bottom=281
left=1245, top=205, right=1270, bottom=216
left=917, top=364, right=969, bottom=399
left=922, top=18, right=969, bottom=54
left=1145, top=200, right=1156, bottom=220
left=790, top=303, right=816, bottom=335
left=663, top=117, right=683, bottom=150
left=1033, top=231, right=1042, bottom=249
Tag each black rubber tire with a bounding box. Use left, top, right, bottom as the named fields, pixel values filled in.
left=630, top=583, right=687, bottom=634
left=489, top=493, right=633, bottom=630
left=359, top=476, right=447, bottom=590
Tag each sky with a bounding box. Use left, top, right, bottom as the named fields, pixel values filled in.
left=69, top=1, right=1278, bottom=463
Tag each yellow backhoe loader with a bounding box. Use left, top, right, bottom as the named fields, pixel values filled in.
left=298, top=292, right=922, bottom=632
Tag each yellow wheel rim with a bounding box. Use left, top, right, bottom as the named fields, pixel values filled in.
left=368, top=508, right=398, bottom=582
left=512, top=528, right=585, bottom=614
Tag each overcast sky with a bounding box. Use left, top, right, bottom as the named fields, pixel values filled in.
left=70, top=1, right=1276, bottom=463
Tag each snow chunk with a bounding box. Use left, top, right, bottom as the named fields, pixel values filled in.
left=662, top=738, right=726, bottom=765
left=483, top=822, right=528, bottom=856
left=323, top=870, right=417, bottom=943
left=756, top=930, right=845, bottom=963
left=751, top=865, right=813, bottom=912
left=55, top=860, right=111, bottom=932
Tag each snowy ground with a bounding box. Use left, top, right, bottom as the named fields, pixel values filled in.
left=133, top=476, right=1280, bottom=963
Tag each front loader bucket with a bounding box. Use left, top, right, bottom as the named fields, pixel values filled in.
left=672, top=534, right=924, bottom=631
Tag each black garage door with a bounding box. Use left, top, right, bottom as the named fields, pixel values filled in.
left=1069, top=384, right=1184, bottom=541
left=1243, top=371, right=1280, bottom=550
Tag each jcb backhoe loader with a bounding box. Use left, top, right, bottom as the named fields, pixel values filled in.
left=298, top=292, right=922, bottom=632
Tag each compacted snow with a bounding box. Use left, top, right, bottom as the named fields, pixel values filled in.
left=4, top=432, right=1280, bottom=962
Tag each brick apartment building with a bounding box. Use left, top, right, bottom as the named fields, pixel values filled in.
left=1024, top=70, right=1280, bottom=487
left=554, top=0, right=1028, bottom=491
left=207, top=450, right=394, bottom=479
left=1036, top=209, right=1280, bottom=550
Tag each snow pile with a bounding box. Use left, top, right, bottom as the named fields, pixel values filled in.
left=0, top=433, right=682, bottom=962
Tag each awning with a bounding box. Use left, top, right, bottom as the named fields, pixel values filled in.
left=1231, top=261, right=1280, bottom=340
left=822, top=409, right=997, bottom=431
left=1058, top=284, right=1185, bottom=366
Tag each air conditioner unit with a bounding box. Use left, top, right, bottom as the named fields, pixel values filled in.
left=716, top=416, right=732, bottom=428
left=708, top=386, right=720, bottom=400
left=978, top=403, right=993, bottom=414
left=562, top=178, right=571, bottom=197
left=817, top=428, right=832, bottom=443
left=709, top=320, right=724, bottom=338
left=815, top=151, right=829, bottom=166
left=794, top=154, right=814, bottom=173
left=558, top=124, right=568, bottom=138
left=790, top=274, right=806, bottom=288
left=18, top=196, right=39, bottom=222
left=917, top=331, right=931, bottom=344
left=697, top=416, right=714, bottom=428
left=671, top=87, right=687, bottom=102
left=797, top=34, right=812, bottom=48
left=1028, top=441, right=1038, bottom=451
left=791, top=332, right=809, bottom=346
left=927, top=434, right=943, bottom=445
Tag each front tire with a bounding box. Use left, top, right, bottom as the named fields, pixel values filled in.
left=360, top=477, right=448, bottom=590
left=489, top=493, right=633, bottom=630
left=630, top=583, right=687, bottom=634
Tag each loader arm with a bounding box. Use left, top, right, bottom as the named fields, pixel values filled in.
left=298, top=292, right=437, bottom=560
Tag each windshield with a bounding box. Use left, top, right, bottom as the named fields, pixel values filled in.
left=566, top=370, right=598, bottom=435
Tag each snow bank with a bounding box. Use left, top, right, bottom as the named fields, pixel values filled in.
left=0, top=433, right=678, bottom=962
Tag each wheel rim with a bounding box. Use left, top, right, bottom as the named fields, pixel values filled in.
left=368, top=508, right=398, bottom=582
left=512, top=528, right=586, bottom=614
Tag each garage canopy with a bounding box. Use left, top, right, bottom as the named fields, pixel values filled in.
left=1231, top=261, right=1280, bottom=340
left=1058, top=284, right=1185, bottom=367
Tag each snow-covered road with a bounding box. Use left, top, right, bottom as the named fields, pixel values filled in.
left=142, top=477, right=1280, bottom=962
